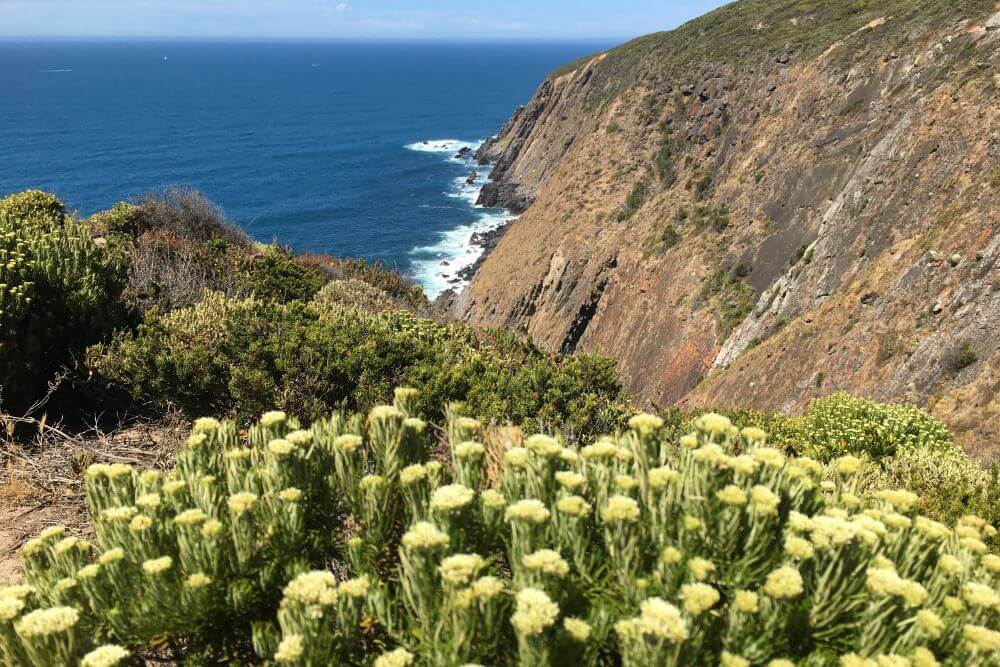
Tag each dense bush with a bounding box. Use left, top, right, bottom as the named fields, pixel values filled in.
left=91, top=294, right=630, bottom=437
left=2, top=393, right=997, bottom=665
left=118, top=190, right=256, bottom=312
left=324, top=257, right=430, bottom=313
left=800, top=393, right=955, bottom=461
left=133, top=189, right=249, bottom=247
left=313, top=279, right=397, bottom=313
left=859, top=446, right=1000, bottom=533
left=0, top=190, right=128, bottom=404
left=660, top=401, right=997, bottom=529
left=245, top=246, right=327, bottom=303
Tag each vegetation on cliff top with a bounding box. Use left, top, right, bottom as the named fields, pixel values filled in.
left=553, top=0, right=993, bottom=103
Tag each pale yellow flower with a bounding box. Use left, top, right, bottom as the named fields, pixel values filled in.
left=716, top=485, right=747, bottom=506
left=915, top=610, right=943, bottom=638
left=563, top=617, right=592, bottom=641
left=963, top=624, right=1000, bottom=652
left=481, top=489, right=506, bottom=508
left=687, top=557, right=715, bottom=580
left=962, top=582, right=1000, bottom=609
left=523, top=549, right=570, bottom=578
left=399, top=464, right=427, bottom=485
left=454, top=440, right=486, bottom=460
left=835, top=455, right=862, bottom=475
left=555, top=470, right=586, bottom=491
left=660, top=547, right=683, bottom=565
left=401, top=522, right=450, bottom=551
left=629, top=413, right=664, bottom=433
left=142, top=556, right=173, bottom=575
left=338, top=576, right=369, bottom=598
left=603, top=496, right=640, bottom=523
left=733, top=590, right=759, bottom=613
left=785, top=536, right=815, bottom=561
left=15, top=606, right=79, bottom=637
left=680, top=583, right=720, bottom=615
left=876, top=489, right=919, bottom=512
left=909, top=647, right=938, bottom=667
left=80, top=645, right=130, bottom=667
left=511, top=588, right=559, bottom=636
left=694, top=412, right=732, bottom=434
left=764, top=566, right=804, bottom=599
left=721, top=652, right=750, bottom=667
left=430, top=484, right=475, bottom=512
left=648, top=465, right=680, bottom=488
left=505, top=447, right=529, bottom=467
left=505, top=499, right=550, bottom=524
left=525, top=434, right=562, bottom=458
left=637, top=597, right=688, bottom=641
left=283, top=571, right=338, bottom=606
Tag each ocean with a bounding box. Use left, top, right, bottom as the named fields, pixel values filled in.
left=0, top=40, right=608, bottom=297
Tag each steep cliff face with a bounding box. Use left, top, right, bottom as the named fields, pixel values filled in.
left=455, top=0, right=1000, bottom=454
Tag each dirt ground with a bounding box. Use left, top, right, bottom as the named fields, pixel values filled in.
left=0, top=418, right=186, bottom=584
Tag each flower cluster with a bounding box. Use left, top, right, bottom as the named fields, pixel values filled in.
left=1, top=387, right=997, bottom=666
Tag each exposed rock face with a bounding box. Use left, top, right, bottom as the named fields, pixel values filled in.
left=455, top=2, right=1000, bottom=454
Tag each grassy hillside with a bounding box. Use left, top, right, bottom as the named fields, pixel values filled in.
left=558, top=0, right=993, bottom=108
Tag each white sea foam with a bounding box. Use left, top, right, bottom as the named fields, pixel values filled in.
left=404, top=139, right=482, bottom=156
left=405, top=138, right=516, bottom=299
left=409, top=209, right=516, bottom=299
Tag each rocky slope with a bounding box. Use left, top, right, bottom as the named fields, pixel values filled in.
left=454, top=0, right=1000, bottom=455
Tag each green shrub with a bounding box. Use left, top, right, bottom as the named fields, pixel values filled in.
left=2, top=398, right=997, bottom=665
left=92, top=295, right=630, bottom=436
left=618, top=181, right=649, bottom=221
left=858, top=445, right=1000, bottom=530
left=245, top=246, right=327, bottom=303
left=701, top=268, right=755, bottom=337
left=0, top=190, right=128, bottom=404
left=645, top=225, right=681, bottom=255
left=0, top=190, right=67, bottom=227
left=325, top=257, right=429, bottom=312
left=655, top=124, right=678, bottom=187
left=89, top=203, right=141, bottom=238
left=313, top=279, right=400, bottom=313
left=800, top=393, right=955, bottom=461
left=947, top=341, right=979, bottom=373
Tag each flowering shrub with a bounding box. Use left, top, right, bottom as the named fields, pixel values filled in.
left=0, top=190, right=127, bottom=403
left=801, top=393, right=955, bottom=460
left=2, top=389, right=998, bottom=665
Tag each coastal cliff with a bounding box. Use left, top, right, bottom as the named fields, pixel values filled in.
left=455, top=0, right=1000, bottom=454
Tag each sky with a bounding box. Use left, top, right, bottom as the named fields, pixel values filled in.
left=0, top=1, right=731, bottom=41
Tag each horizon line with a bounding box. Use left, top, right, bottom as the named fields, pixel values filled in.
left=0, top=35, right=629, bottom=44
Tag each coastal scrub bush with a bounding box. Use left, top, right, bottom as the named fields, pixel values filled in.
left=324, top=257, right=429, bottom=312
left=122, top=190, right=256, bottom=312
left=245, top=245, right=327, bottom=303
left=91, top=295, right=630, bottom=436
left=660, top=402, right=995, bottom=529
left=313, top=279, right=397, bottom=313
left=0, top=190, right=128, bottom=404
left=800, top=393, right=955, bottom=461
left=2, top=391, right=997, bottom=664
left=858, top=446, right=1000, bottom=532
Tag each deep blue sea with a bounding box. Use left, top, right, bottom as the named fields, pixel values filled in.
left=0, top=40, right=607, bottom=296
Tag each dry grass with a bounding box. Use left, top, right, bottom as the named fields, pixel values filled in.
left=0, top=413, right=188, bottom=583
left=484, top=425, right=524, bottom=488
